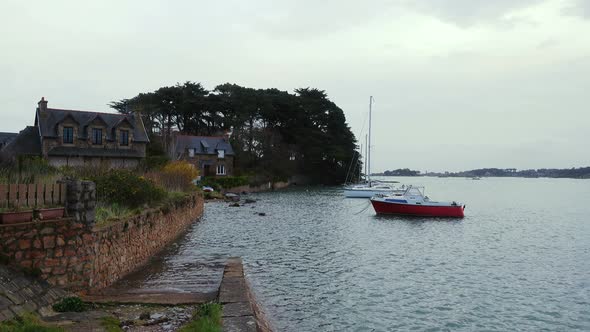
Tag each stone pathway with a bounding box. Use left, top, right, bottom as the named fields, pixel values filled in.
left=2, top=258, right=272, bottom=331
left=0, top=265, right=69, bottom=321
left=220, top=257, right=257, bottom=332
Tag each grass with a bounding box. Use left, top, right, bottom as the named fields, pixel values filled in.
left=100, top=317, right=123, bottom=332
left=95, top=203, right=137, bottom=226
left=178, top=303, right=222, bottom=332
left=0, top=312, right=64, bottom=332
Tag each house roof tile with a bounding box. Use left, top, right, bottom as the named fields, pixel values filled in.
left=175, top=135, right=234, bottom=156
left=36, top=108, right=149, bottom=143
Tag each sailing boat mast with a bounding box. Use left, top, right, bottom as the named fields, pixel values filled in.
left=368, top=96, right=373, bottom=184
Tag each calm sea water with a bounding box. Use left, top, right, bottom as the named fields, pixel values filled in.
left=117, top=177, right=590, bottom=331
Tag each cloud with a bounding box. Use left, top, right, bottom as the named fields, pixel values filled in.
left=405, top=0, right=547, bottom=26
left=563, top=0, right=590, bottom=18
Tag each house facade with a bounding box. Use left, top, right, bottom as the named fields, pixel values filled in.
left=173, top=135, right=234, bottom=177
left=4, top=98, right=149, bottom=168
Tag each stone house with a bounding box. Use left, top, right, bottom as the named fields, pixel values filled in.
left=172, top=135, right=235, bottom=177
left=3, top=98, right=149, bottom=168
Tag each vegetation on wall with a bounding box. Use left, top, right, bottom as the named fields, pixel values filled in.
left=109, top=82, right=361, bottom=184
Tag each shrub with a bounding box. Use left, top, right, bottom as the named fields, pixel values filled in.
left=89, top=170, right=166, bottom=208
left=146, top=161, right=199, bottom=192
left=52, top=297, right=87, bottom=313
left=200, top=176, right=249, bottom=191
left=143, top=155, right=169, bottom=171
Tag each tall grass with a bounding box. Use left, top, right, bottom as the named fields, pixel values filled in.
left=179, top=303, right=222, bottom=332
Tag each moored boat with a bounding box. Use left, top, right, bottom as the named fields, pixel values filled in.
left=344, top=183, right=404, bottom=198
left=370, top=186, right=465, bottom=218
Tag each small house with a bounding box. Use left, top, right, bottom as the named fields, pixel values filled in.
left=173, top=135, right=234, bottom=177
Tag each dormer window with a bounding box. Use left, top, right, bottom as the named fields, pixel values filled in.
left=218, top=149, right=225, bottom=159
left=188, top=148, right=195, bottom=157
left=120, top=130, right=129, bottom=146
left=92, top=128, right=102, bottom=145
left=63, top=127, right=74, bottom=144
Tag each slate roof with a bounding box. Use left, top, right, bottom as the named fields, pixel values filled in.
left=35, top=108, right=149, bottom=143
left=0, top=132, right=18, bottom=147
left=1, top=126, right=42, bottom=156
left=175, top=135, right=235, bottom=156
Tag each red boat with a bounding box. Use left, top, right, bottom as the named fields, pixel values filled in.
left=370, top=186, right=465, bottom=218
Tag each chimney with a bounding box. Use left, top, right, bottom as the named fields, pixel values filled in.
left=38, top=97, right=48, bottom=113
left=223, top=129, right=232, bottom=142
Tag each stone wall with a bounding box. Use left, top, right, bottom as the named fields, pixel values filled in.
left=0, top=180, right=204, bottom=292
left=91, top=196, right=203, bottom=290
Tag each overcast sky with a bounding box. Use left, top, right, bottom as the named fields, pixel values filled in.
left=1, top=0, right=589, bottom=172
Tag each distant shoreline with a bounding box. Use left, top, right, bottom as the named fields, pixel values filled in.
left=372, top=174, right=590, bottom=180
left=373, top=167, right=590, bottom=179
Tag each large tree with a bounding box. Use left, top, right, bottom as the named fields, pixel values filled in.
left=110, top=82, right=360, bottom=184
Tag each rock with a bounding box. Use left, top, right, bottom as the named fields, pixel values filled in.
left=139, top=311, right=151, bottom=320
left=229, top=203, right=240, bottom=207
left=258, top=213, right=266, bottom=216
left=151, top=313, right=165, bottom=320
left=244, top=199, right=256, bottom=204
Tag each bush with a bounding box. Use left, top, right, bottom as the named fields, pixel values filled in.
left=89, top=170, right=166, bottom=208
left=146, top=161, right=199, bottom=192
left=143, top=155, right=169, bottom=171
left=201, top=176, right=249, bottom=191
left=52, top=297, right=87, bottom=313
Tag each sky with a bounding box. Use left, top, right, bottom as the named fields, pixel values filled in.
left=1, top=0, right=589, bottom=172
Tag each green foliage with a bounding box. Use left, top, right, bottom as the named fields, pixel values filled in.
left=200, top=176, right=249, bottom=191
left=110, top=82, right=358, bottom=184
left=100, top=317, right=123, bottom=332
left=0, top=313, right=64, bottom=332
left=142, top=155, right=170, bottom=171
left=89, top=170, right=166, bottom=208
left=52, top=297, right=87, bottom=313
left=178, top=303, right=222, bottom=332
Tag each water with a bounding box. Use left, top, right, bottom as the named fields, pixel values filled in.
left=116, top=177, right=590, bottom=331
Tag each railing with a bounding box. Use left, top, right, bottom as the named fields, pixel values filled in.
left=0, top=183, right=66, bottom=208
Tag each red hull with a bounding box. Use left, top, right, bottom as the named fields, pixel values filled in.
left=371, top=200, right=464, bottom=218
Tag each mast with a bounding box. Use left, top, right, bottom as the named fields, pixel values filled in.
left=368, top=96, right=373, bottom=184
left=364, top=134, right=368, bottom=182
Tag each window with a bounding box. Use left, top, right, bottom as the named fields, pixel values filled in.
left=216, top=164, right=226, bottom=175
left=217, top=149, right=225, bottom=159
left=92, top=128, right=102, bottom=145
left=63, top=127, right=74, bottom=144
left=120, top=130, right=129, bottom=146
left=188, top=148, right=195, bottom=157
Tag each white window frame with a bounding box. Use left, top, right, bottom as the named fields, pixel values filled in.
left=216, top=164, right=226, bottom=175
left=218, top=149, right=225, bottom=159
left=188, top=148, right=195, bottom=157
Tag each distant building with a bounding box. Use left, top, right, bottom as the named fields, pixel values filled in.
left=2, top=98, right=149, bottom=168
left=172, top=134, right=234, bottom=177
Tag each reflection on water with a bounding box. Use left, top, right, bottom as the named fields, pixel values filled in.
left=115, top=177, right=590, bottom=331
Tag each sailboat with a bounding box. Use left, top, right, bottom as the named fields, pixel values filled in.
left=344, top=96, right=403, bottom=198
